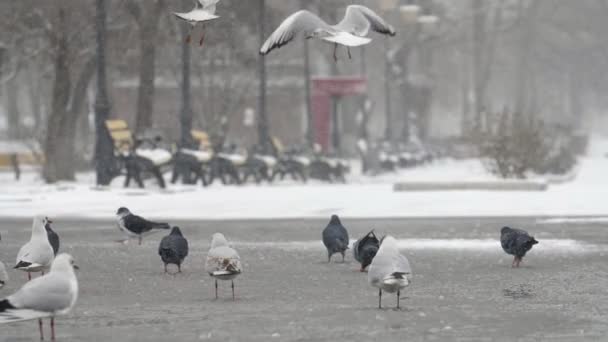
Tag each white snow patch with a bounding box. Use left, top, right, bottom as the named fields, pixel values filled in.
left=537, top=217, right=608, bottom=224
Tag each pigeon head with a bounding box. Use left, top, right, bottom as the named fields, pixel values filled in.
left=329, top=215, right=341, bottom=225
left=500, top=226, right=512, bottom=235
left=170, top=227, right=183, bottom=237
left=116, top=207, right=131, bottom=216
left=361, top=245, right=379, bottom=270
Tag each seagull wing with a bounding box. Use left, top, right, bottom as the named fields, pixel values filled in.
left=335, top=5, right=396, bottom=37
left=205, top=246, right=242, bottom=275
left=260, top=10, right=332, bottom=55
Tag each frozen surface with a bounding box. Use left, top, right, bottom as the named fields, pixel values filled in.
left=0, top=217, right=607, bottom=341
left=0, top=140, right=607, bottom=220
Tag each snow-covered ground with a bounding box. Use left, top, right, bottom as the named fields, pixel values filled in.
left=0, top=140, right=607, bottom=221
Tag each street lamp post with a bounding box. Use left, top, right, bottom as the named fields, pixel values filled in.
left=179, top=12, right=194, bottom=148
left=257, top=0, right=270, bottom=154
left=94, top=0, right=115, bottom=186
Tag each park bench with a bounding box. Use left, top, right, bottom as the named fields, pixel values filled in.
left=0, top=141, right=42, bottom=180
left=105, top=119, right=172, bottom=189
left=268, top=137, right=309, bottom=183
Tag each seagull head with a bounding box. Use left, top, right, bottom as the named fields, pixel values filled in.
left=52, top=253, right=79, bottom=273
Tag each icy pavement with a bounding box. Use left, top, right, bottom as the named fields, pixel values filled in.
left=0, top=217, right=607, bottom=341
left=0, top=140, right=607, bottom=220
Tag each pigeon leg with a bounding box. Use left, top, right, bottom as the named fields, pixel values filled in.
left=347, top=47, right=352, bottom=59
left=516, top=257, right=522, bottom=268
left=333, top=43, right=338, bottom=63
left=341, top=252, right=345, bottom=263
left=138, top=236, right=142, bottom=246
left=512, top=256, right=517, bottom=268
left=164, top=264, right=168, bottom=274
left=185, top=34, right=191, bottom=44
left=50, top=318, right=55, bottom=341
left=231, top=280, right=235, bottom=301
left=378, top=288, right=382, bottom=309
left=215, top=279, right=218, bottom=299
left=397, top=290, right=400, bottom=309
left=39, top=318, right=44, bottom=341
left=199, top=30, right=206, bottom=47
left=178, top=264, right=182, bottom=273
left=327, top=252, right=332, bottom=263
left=28, top=272, right=32, bottom=281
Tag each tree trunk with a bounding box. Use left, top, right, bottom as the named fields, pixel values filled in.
left=514, top=0, right=541, bottom=115
left=6, top=76, right=21, bottom=139
left=134, top=0, right=164, bottom=133
left=43, top=7, right=72, bottom=183
left=471, top=0, right=486, bottom=132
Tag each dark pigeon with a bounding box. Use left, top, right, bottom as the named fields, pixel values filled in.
left=353, top=230, right=380, bottom=272
left=158, top=227, right=189, bottom=274
left=116, top=207, right=170, bottom=245
left=500, top=226, right=539, bottom=268
left=45, top=217, right=60, bottom=256
left=322, top=215, right=349, bottom=263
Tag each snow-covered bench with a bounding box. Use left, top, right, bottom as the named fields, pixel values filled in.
left=105, top=119, right=172, bottom=189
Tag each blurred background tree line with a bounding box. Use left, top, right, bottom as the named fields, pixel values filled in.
left=0, top=0, right=604, bottom=182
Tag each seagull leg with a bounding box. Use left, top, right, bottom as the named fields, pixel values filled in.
left=333, top=43, right=338, bottom=63
left=231, top=280, right=235, bottom=301
left=199, top=30, right=206, bottom=47
left=39, top=318, right=44, bottom=340
left=185, top=34, right=191, bottom=44
left=50, top=318, right=55, bottom=341
left=378, top=288, right=382, bottom=309
left=397, top=290, right=400, bottom=309
left=511, top=256, right=517, bottom=268
left=28, top=272, right=31, bottom=281
left=215, top=279, right=218, bottom=299
left=347, top=47, right=352, bottom=59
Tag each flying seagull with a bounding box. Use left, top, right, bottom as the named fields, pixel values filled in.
left=44, top=218, right=60, bottom=256
left=500, top=226, right=539, bottom=268
left=322, top=215, right=350, bottom=263
left=115, top=207, right=170, bottom=245
left=158, top=227, right=189, bottom=274
left=260, top=5, right=396, bottom=62
left=174, top=0, right=221, bottom=46
left=205, top=233, right=242, bottom=300
left=353, top=230, right=380, bottom=272
left=15, top=216, right=55, bottom=280
left=0, top=254, right=78, bottom=341
left=368, top=235, right=412, bottom=309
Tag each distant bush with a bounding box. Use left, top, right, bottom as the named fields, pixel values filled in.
left=480, top=110, right=578, bottom=179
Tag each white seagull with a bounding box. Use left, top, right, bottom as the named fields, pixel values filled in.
left=368, top=235, right=412, bottom=309
left=15, top=216, right=55, bottom=280
left=205, top=233, right=242, bottom=300
left=0, top=254, right=79, bottom=341
left=260, top=5, right=396, bottom=62
left=173, top=0, right=221, bottom=46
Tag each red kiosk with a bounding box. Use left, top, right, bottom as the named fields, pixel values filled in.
left=311, top=76, right=367, bottom=152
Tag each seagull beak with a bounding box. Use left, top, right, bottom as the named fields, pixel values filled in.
left=73, top=265, right=80, bottom=270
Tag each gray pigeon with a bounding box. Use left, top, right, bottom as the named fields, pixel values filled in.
left=353, top=230, right=380, bottom=272
left=500, top=226, right=539, bottom=268
left=158, top=227, right=189, bottom=274
left=45, top=218, right=60, bottom=256
left=322, top=215, right=349, bottom=263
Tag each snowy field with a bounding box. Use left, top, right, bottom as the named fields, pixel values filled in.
left=0, top=140, right=607, bottom=221
left=1, top=217, right=607, bottom=341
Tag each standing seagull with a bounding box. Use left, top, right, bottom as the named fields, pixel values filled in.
left=368, top=235, right=412, bottom=309
left=260, top=5, right=396, bottom=62
left=115, top=207, right=170, bottom=245
left=173, top=0, right=221, bottom=46
left=15, top=216, right=55, bottom=280
left=500, top=226, right=539, bottom=268
left=44, top=218, right=60, bottom=256
left=353, top=230, right=380, bottom=272
left=0, top=254, right=78, bottom=341
left=322, top=215, right=350, bottom=263
left=205, top=233, right=242, bottom=300
left=158, top=227, right=189, bottom=274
